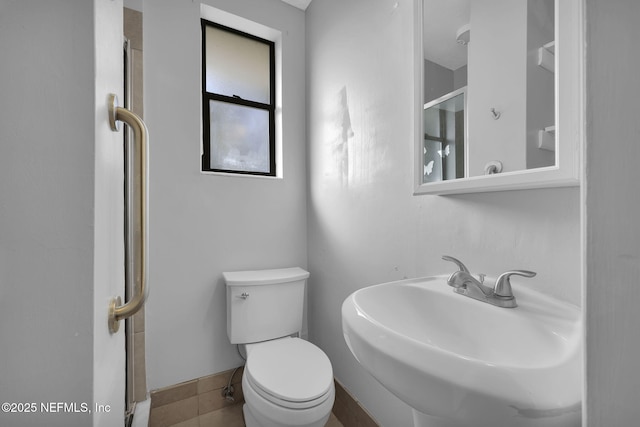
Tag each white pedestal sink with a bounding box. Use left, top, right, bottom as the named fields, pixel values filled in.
left=342, top=275, right=582, bottom=427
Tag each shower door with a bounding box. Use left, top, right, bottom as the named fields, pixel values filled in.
left=123, top=7, right=147, bottom=424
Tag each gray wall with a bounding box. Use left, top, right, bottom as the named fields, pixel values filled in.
left=0, top=3, right=95, bottom=424
left=584, top=0, right=640, bottom=424
left=306, top=0, right=580, bottom=426
left=424, top=60, right=467, bottom=104
left=424, top=59, right=454, bottom=104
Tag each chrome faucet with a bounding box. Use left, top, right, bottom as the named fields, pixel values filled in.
left=442, top=255, right=536, bottom=308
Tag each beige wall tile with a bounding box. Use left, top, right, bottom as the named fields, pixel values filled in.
left=197, top=373, right=228, bottom=395
left=333, top=380, right=380, bottom=427
left=199, top=384, right=244, bottom=415
left=124, top=6, right=146, bottom=408
left=124, top=7, right=143, bottom=50
left=133, top=331, right=147, bottom=401
left=133, top=305, right=145, bottom=333
left=149, top=395, right=198, bottom=427
left=131, top=49, right=144, bottom=118
left=197, top=367, right=244, bottom=394
left=151, top=380, right=198, bottom=409
left=198, top=405, right=245, bottom=427
left=168, top=417, right=200, bottom=427
left=326, top=412, right=345, bottom=427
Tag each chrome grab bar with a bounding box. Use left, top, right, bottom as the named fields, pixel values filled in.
left=107, top=93, right=149, bottom=333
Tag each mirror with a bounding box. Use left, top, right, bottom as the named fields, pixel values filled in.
left=423, top=88, right=466, bottom=182
left=413, top=0, right=583, bottom=195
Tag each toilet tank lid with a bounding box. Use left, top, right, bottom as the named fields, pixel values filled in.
left=223, top=267, right=309, bottom=287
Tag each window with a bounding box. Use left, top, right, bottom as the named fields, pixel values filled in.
left=201, top=19, right=276, bottom=176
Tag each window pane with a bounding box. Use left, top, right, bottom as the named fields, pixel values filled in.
left=209, top=100, right=271, bottom=173
left=205, top=26, right=271, bottom=104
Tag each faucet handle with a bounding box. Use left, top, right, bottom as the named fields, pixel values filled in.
left=494, top=270, right=536, bottom=298
left=441, top=255, right=470, bottom=273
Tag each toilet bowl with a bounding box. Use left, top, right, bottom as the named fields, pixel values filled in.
left=241, top=337, right=335, bottom=427
left=224, top=267, right=335, bottom=427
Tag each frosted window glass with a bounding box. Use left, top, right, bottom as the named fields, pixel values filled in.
left=205, top=26, right=271, bottom=104
left=209, top=100, right=270, bottom=173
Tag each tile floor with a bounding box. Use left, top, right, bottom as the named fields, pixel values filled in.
left=167, top=404, right=345, bottom=427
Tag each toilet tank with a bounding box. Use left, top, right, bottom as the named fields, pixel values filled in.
left=224, top=267, right=310, bottom=344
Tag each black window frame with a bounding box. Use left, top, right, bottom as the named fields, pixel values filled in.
left=201, top=19, right=276, bottom=176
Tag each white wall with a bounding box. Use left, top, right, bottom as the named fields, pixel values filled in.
left=0, top=1, right=125, bottom=426
left=93, top=0, right=127, bottom=425
left=584, top=0, right=640, bottom=425
left=525, top=0, right=555, bottom=169
left=143, top=0, right=307, bottom=391
left=467, top=0, right=528, bottom=175
left=306, top=0, right=581, bottom=426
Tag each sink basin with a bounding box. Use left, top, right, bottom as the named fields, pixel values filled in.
left=342, top=275, right=582, bottom=427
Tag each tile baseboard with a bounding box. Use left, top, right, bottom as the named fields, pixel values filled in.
left=149, top=369, right=378, bottom=427
left=333, top=379, right=381, bottom=427
left=149, top=367, right=244, bottom=427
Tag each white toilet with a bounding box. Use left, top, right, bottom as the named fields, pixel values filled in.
left=224, top=267, right=335, bottom=427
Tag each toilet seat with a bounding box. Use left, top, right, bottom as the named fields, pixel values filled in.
left=245, top=338, right=333, bottom=410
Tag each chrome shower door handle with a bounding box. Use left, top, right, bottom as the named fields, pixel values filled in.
left=108, top=93, right=149, bottom=333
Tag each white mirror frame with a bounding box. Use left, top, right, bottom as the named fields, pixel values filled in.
left=413, top=0, right=584, bottom=196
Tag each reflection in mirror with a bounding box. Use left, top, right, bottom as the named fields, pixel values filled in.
left=423, top=88, right=465, bottom=183
left=423, top=0, right=555, bottom=182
